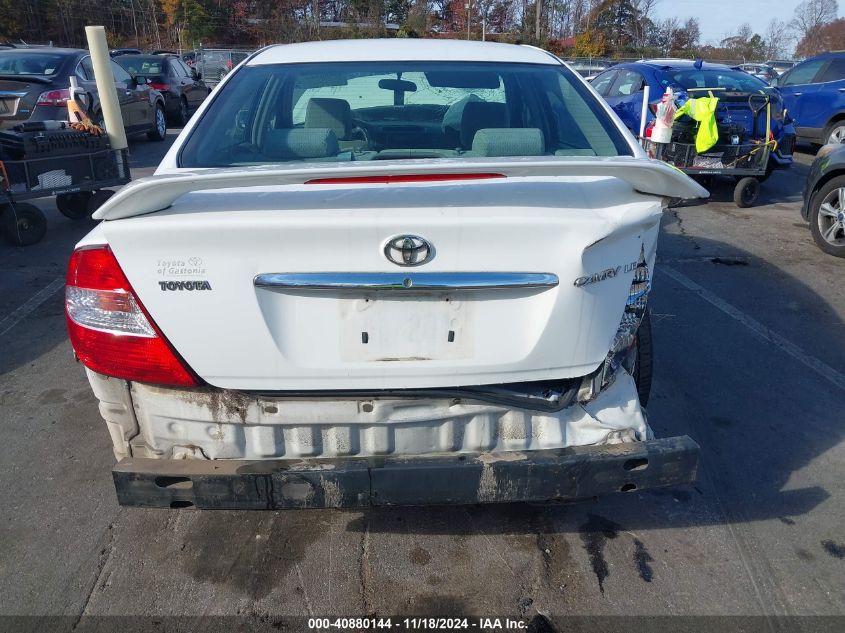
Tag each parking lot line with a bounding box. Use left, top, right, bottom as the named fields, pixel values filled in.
left=661, top=265, right=845, bottom=393
left=0, top=277, right=65, bottom=337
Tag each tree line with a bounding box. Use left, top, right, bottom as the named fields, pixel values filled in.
left=0, top=0, right=841, bottom=60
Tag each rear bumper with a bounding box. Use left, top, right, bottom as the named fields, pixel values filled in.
left=113, top=435, right=700, bottom=509
left=0, top=105, right=67, bottom=129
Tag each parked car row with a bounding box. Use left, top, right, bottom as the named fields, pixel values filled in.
left=0, top=47, right=166, bottom=140
left=589, top=59, right=795, bottom=173
left=183, top=49, right=251, bottom=83
left=586, top=54, right=845, bottom=257
left=589, top=53, right=845, bottom=150
left=0, top=47, right=211, bottom=138
left=735, top=62, right=779, bottom=83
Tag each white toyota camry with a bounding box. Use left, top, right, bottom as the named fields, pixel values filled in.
left=65, top=39, right=707, bottom=509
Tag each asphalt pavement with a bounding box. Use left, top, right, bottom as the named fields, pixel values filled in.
left=0, top=132, right=843, bottom=632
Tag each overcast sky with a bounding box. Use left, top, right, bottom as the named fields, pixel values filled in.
left=654, top=0, right=845, bottom=47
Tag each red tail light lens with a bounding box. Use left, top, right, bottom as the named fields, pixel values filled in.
left=148, top=83, right=170, bottom=91
left=65, top=246, right=199, bottom=387
left=36, top=88, right=70, bottom=107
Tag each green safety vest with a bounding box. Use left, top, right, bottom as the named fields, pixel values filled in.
left=673, top=96, right=720, bottom=153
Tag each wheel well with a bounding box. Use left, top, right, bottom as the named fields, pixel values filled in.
left=825, top=114, right=845, bottom=132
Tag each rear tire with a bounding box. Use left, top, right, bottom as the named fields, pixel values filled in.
left=809, top=175, right=845, bottom=257
left=172, top=97, right=189, bottom=126
left=3, top=203, right=47, bottom=246
left=633, top=310, right=653, bottom=407
left=147, top=103, right=166, bottom=141
left=824, top=121, right=845, bottom=145
left=56, top=192, right=93, bottom=219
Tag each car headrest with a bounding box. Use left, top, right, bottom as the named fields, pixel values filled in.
left=470, top=128, right=545, bottom=157
left=263, top=128, right=339, bottom=160
left=460, top=101, right=509, bottom=149
left=305, top=98, right=352, bottom=140
left=442, top=94, right=482, bottom=135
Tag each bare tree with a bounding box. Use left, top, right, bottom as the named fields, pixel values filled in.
left=791, top=0, right=838, bottom=40
left=763, top=19, right=791, bottom=59
left=629, top=0, right=659, bottom=49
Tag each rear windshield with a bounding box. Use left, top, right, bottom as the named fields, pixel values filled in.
left=179, top=61, right=631, bottom=167
left=115, top=56, right=166, bottom=76
left=670, top=69, right=769, bottom=92
left=0, top=52, right=65, bottom=76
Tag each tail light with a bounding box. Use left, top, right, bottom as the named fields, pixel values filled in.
left=148, top=83, right=170, bottom=91
left=65, top=246, right=199, bottom=387
left=36, top=88, right=70, bottom=106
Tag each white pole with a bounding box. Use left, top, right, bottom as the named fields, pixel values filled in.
left=639, top=84, right=650, bottom=140
left=84, top=26, right=128, bottom=150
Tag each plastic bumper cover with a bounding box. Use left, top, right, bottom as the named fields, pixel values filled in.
left=113, top=435, right=699, bottom=509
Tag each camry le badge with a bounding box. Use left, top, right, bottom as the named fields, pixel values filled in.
left=574, top=261, right=637, bottom=287
left=383, top=235, right=434, bottom=267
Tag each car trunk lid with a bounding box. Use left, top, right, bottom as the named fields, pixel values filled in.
left=99, top=167, right=704, bottom=391
left=0, top=78, right=41, bottom=123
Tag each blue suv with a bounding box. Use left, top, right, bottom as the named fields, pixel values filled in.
left=590, top=60, right=795, bottom=169
left=775, top=52, right=845, bottom=146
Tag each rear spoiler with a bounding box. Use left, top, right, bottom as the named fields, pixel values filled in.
left=93, top=156, right=709, bottom=221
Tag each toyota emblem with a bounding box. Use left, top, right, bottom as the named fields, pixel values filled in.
left=383, top=235, right=434, bottom=267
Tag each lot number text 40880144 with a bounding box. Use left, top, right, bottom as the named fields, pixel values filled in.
left=307, top=617, right=529, bottom=630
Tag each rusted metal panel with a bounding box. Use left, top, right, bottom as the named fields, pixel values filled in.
left=112, top=435, right=699, bottom=509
